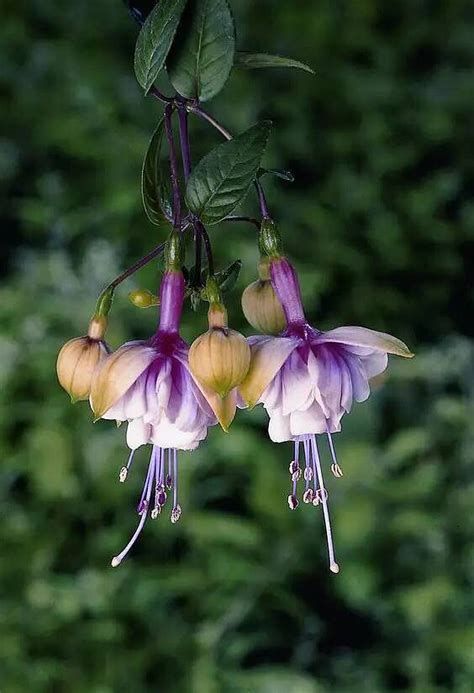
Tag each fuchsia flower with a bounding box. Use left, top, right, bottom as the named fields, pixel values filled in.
left=90, top=269, right=217, bottom=566
left=240, top=253, right=413, bottom=573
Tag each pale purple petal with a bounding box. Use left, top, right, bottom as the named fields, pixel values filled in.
left=313, top=326, right=413, bottom=358
left=281, top=350, right=314, bottom=416
left=268, top=409, right=292, bottom=443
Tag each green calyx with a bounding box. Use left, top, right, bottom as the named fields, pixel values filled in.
left=205, top=275, right=223, bottom=306
left=95, top=287, right=114, bottom=317
left=164, top=229, right=184, bottom=271
left=258, top=217, right=283, bottom=258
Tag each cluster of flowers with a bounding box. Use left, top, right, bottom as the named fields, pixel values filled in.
left=57, top=222, right=412, bottom=571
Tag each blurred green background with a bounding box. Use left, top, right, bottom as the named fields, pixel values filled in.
left=1, top=1, right=473, bottom=691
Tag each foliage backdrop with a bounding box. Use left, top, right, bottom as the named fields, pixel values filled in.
left=1, top=1, right=473, bottom=691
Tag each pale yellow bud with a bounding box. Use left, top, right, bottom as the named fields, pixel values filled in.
left=56, top=339, right=108, bottom=403
left=189, top=304, right=250, bottom=398
left=241, top=277, right=286, bottom=335
left=57, top=315, right=109, bottom=402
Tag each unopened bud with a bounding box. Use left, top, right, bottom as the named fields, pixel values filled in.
left=56, top=317, right=110, bottom=402
left=128, top=289, right=160, bottom=309
left=188, top=304, right=250, bottom=398
left=241, top=268, right=286, bottom=335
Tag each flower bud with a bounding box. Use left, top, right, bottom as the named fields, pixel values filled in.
left=56, top=316, right=110, bottom=402
left=188, top=304, right=251, bottom=398
left=128, top=288, right=160, bottom=309
left=241, top=259, right=286, bottom=335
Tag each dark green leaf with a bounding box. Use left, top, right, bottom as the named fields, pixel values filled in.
left=141, top=117, right=173, bottom=226
left=258, top=167, right=295, bottom=182
left=168, top=0, right=235, bottom=101
left=215, top=259, right=242, bottom=293
left=134, top=0, right=188, bottom=93
left=185, top=121, right=272, bottom=225
left=235, top=51, right=314, bottom=74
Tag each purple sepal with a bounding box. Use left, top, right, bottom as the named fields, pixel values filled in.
left=158, top=271, right=185, bottom=335
left=270, top=257, right=306, bottom=327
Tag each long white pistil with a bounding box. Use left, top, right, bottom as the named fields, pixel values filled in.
left=310, top=435, right=339, bottom=574
left=111, top=451, right=155, bottom=567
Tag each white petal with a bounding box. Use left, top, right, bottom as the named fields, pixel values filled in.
left=239, top=336, right=299, bottom=407
left=268, top=409, right=292, bottom=443
left=289, top=402, right=328, bottom=436
left=281, top=350, right=313, bottom=416
left=362, top=351, right=388, bottom=379
left=342, top=352, right=370, bottom=402
left=150, top=417, right=207, bottom=451
left=126, top=418, right=151, bottom=449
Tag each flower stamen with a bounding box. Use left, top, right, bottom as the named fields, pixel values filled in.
left=310, top=435, right=339, bottom=574
left=111, top=452, right=155, bottom=567
left=119, top=450, right=135, bottom=483
left=170, top=449, right=182, bottom=523
left=326, top=430, right=344, bottom=478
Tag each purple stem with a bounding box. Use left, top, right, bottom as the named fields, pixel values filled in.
left=102, top=241, right=165, bottom=294
left=224, top=215, right=261, bottom=229
left=195, top=220, right=214, bottom=276
left=164, top=105, right=181, bottom=230
left=149, top=85, right=173, bottom=104
left=177, top=107, right=192, bottom=182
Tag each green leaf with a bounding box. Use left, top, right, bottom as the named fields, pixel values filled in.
left=185, top=121, right=272, bottom=225
left=258, top=167, right=295, bottom=182
left=134, top=0, right=188, bottom=93
left=141, top=117, right=172, bottom=226
left=235, top=51, right=314, bottom=74
left=215, top=259, right=242, bottom=293
left=168, top=0, right=235, bottom=101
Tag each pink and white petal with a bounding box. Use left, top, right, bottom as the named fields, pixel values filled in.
left=156, top=362, right=172, bottom=411
left=126, top=418, right=152, bottom=449
left=334, top=351, right=353, bottom=412
left=289, top=402, right=327, bottom=437
left=281, top=350, right=314, bottom=416
left=259, top=370, right=282, bottom=409
left=239, top=336, right=299, bottom=408
left=151, top=417, right=207, bottom=451
left=313, top=346, right=343, bottom=418
left=361, top=351, right=388, bottom=379
left=101, top=394, right=127, bottom=421
left=91, top=341, right=157, bottom=418
left=268, top=409, right=292, bottom=443
left=341, top=352, right=370, bottom=402
left=313, top=326, right=413, bottom=358
left=306, top=350, right=331, bottom=419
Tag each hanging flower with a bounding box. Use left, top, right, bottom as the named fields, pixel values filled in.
left=56, top=315, right=110, bottom=402
left=90, top=254, right=219, bottom=566
left=240, top=223, right=413, bottom=572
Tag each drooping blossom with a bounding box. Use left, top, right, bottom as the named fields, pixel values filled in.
left=90, top=268, right=218, bottom=566
left=188, top=295, right=251, bottom=430
left=240, top=251, right=413, bottom=573
left=56, top=315, right=110, bottom=402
